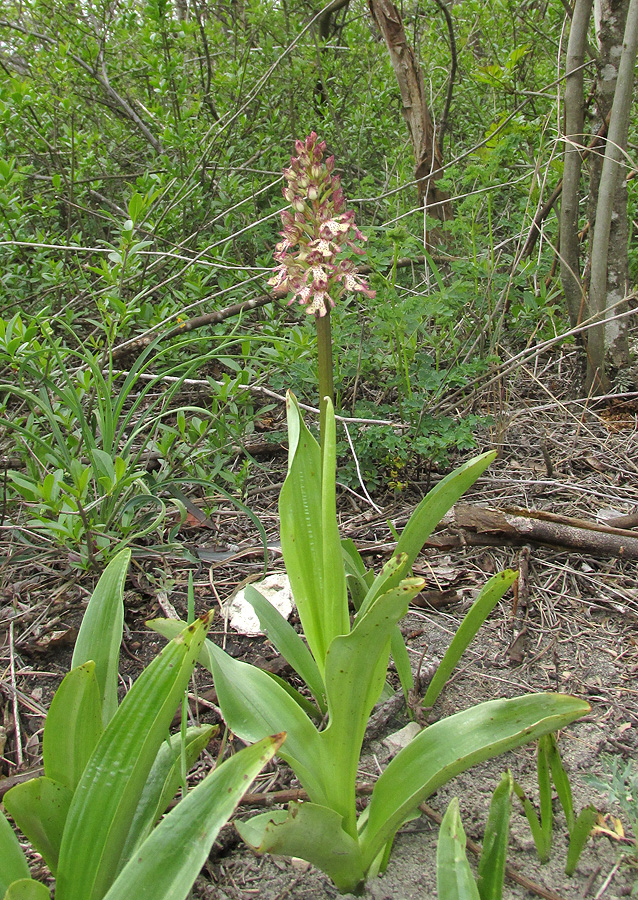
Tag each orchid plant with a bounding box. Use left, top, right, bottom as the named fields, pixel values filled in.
left=150, top=394, right=589, bottom=895
left=143, top=136, right=589, bottom=894
left=0, top=550, right=281, bottom=900
left=268, top=132, right=374, bottom=445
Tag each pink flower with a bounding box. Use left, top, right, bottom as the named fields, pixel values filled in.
left=270, top=133, right=374, bottom=317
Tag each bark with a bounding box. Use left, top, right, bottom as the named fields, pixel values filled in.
left=587, top=0, right=637, bottom=392
left=560, top=0, right=593, bottom=332
left=451, top=503, right=638, bottom=559
left=368, top=0, right=452, bottom=244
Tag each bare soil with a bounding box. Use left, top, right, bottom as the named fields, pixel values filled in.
left=1, top=378, right=637, bottom=899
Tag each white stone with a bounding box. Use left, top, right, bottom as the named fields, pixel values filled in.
left=382, top=721, right=422, bottom=755
left=225, top=573, right=294, bottom=636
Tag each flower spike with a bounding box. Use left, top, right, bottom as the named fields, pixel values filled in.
left=268, top=133, right=374, bottom=317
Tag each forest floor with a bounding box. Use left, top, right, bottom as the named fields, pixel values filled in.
left=1, top=358, right=638, bottom=899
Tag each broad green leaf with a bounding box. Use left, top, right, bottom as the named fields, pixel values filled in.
left=477, top=771, right=513, bottom=900
left=436, top=799, right=481, bottom=900
left=120, top=725, right=216, bottom=865
left=56, top=614, right=212, bottom=900
left=361, top=694, right=589, bottom=867
left=319, top=579, right=424, bottom=835
left=4, top=777, right=72, bottom=875
left=206, top=640, right=328, bottom=806
left=279, top=394, right=348, bottom=674
left=72, top=548, right=130, bottom=727
left=148, top=619, right=322, bottom=720
left=236, top=801, right=365, bottom=895
left=3, top=880, right=51, bottom=900
left=319, top=398, right=349, bottom=649
left=423, top=571, right=518, bottom=709
left=244, top=584, right=326, bottom=712
left=42, top=662, right=103, bottom=791
left=264, top=671, right=322, bottom=720
left=103, top=734, right=284, bottom=900
left=0, top=808, right=30, bottom=894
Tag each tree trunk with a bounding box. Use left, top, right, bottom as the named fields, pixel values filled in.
left=586, top=0, right=637, bottom=392
left=560, top=0, right=593, bottom=332
left=368, top=0, right=452, bottom=245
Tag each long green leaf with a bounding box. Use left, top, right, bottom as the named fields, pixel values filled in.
left=205, top=640, right=327, bottom=806
left=537, top=735, right=554, bottom=859
left=318, top=578, right=424, bottom=835
left=359, top=554, right=408, bottom=617
left=546, top=734, right=575, bottom=831
left=71, top=548, right=130, bottom=727
left=4, top=777, right=73, bottom=875
left=361, top=694, right=589, bottom=867
left=244, top=584, right=326, bottom=712
left=341, top=538, right=372, bottom=609
left=394, top=452, right=496, bottom=582
left=512, top=781, right=549, bottom=862
left=279, top=394, right=348, bottom=674
left=437, top=799, right=481, bottom=900
left=565, top=806, right=597, bottom=876
left=102, top=735, right=284, bottom=900
left=120, top=725, right=216, bottom=865
left=56, top=614, right=212, bottom=900
left=477, top=771, right=513, bottom=900
left=2, top=880, right=51, bottom=900
left=423, top=571, right=518, bottom=709
left=236, top=801, right=365, bottom=895
left=42, top=662, right=103, bottom=791
left=0, top=809, right=30, bottom=895
left=319, top=397, right=349, bottom=650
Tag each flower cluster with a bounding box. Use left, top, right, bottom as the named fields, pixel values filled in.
left=268, top=132, right=375, bottom=317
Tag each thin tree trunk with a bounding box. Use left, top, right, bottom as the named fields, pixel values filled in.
left=368, top=0, right=452, bottom=245
left=587, top=0, right=638, bottom=392
left=560, top=0, right=593, bottom=332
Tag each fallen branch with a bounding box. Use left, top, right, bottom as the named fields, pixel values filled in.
left=452, top=503, right=638, bottom=559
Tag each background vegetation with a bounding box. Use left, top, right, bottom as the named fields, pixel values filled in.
left=1, top=0, right=636, bottom=567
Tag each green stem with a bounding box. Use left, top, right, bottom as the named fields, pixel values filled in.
left=316, top=310, right=334, bottom=454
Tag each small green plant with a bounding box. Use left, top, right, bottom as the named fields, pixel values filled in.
left=585, top=755, right=638, bottom=888
left=0, top=319, right=239, bottom=567
left=0, top=549, right=282, bottom=900
left=150, top=393, right=588, bottom=894
left=437, top=772, right=514, bottom=900
left=513, top=733, right=597, bottom=875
